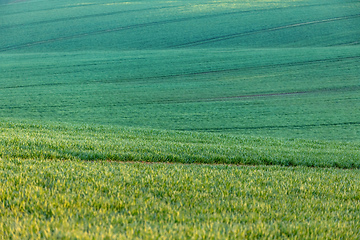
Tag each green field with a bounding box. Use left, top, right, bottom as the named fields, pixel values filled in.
left=1, top=120, right=360, bottom=169
left=1, top=0, right=360, bottom=238
left=1, top=159, right=360, bottom=239
left=1, top=0, right=359, bottom=140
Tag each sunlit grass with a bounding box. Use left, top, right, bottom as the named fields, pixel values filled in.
left=1, top=119, right=359, bottom=168
left=1, top=159, right=359, bottom=239
left=1, top=0, right=360, bottom=238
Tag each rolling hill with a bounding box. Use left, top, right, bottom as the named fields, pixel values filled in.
left=1, top=1, right=360, bottom=238
left=1, top=0, right=359, bottom=141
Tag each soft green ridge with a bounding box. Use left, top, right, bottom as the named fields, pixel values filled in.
left=1, top=159, right=360, bottom=239
left=1, top=119, right=359, bottom=168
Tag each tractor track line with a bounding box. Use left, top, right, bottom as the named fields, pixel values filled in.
left=3, top=53, right=358, bottom=86
left=0, top=6, right=302, bottom=51
left=172, top=14, right=360, bottom=48
left=1, top=85, right=358, bottom=110
left=0, top=5, right=179, bottom=30
left=0, top=1, right=347, bottom=16
left=177, top=122, right=360, bottom=132
left=1, top=5, right=356, bottom=51
left=127, top=86, right=360, bottom=106
left=0, top=55, right=358, bottom=90
left=0, top=15, right=222, bottom=52
left=3, top=85, right=357, bottom=108
left=0, top=2, right=341, bottom=29
left=333, top=41, right=360, bottom=47
left=0, top=2, right=180, bottom=14
left=99, top=55, right=360, bottom=82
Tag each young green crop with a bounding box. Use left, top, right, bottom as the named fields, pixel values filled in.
left=1, top=159, right=359, bottom=239
left=1, top=47, right=360, bottom=141
left=1, top=0, right=359, bottom=51
left=1, top=0, right=360, bottom=141
left=0, top=119, right=359, bottom=168
left=1, top=1, right=359, bottom=238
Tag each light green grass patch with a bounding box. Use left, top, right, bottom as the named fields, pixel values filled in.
left=1, top=159, right=359, bottom=239
left=0, top=119, right=359, bottom=168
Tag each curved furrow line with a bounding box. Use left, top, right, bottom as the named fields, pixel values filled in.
left=0, top=6, right=288, bottom=51
left=0, top=1, right=344, bottom=16
left=206, top=86, right=360, bottom=101
left=0, top=1, right=134, bottom=14
left=0, top=5, right=179, bottom=30
left=1, top=3, right=351, bottom=52
left=0, top=54, right=358, bottom=90
left=0, top=104, right=74, bottom=110
left=1, top=86, right=359, bottom=110
left=334, top=41, right=360, bottom=46
left=0, top=12, right=245, bottom=52
left=132, top=86, right=360, bottom=105
left=0, top=82, right=74, bottom=89
left=0, top=19, right=179, bottom=52
left=0, top=0, right=28, bottom=5
left=1, top=54, right=357, bottom=90
left=115, top=55, right=360, bottom=82
left=0, top=2, right=339, bottom=29
left=172, top=14, right=360, bottom=48
left=177, top=122, right=360, bottom=132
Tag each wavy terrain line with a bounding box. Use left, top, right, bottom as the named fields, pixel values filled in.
left=204, top=86, right=360, bottom=101
left=335, top=41, right=360, bottom=46
left=172, top=14, right=360, bottom=48
left=1, top=2, right=338, bottom=29
left=177, top=122, right=360, bottom=132
left=1, top=0, right=28, bottom=5
left=135, top=85, right=360, bottom=105
left=99, top=54, right=359, bottom=83
left=4, top=85, right=356, bottom=108
left=0, top=5, right=179, bottom=30
left=1, top=55, right=358, bottom=90
left=1, top=5, right=354, bottom=52
left=0, top=6, right=289, bottom=51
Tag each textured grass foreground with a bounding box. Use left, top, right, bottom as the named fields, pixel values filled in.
left=1, top=159, right=359, bottom=239
left=0, top=120, right=360, bottom=169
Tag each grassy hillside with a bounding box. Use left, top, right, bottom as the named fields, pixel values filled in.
left=1, top=119, right=360, bottom=168
left=1, top=159, right=360, bottom=239
left=1, top=1, right=360, bottom=238
left=1, top=48, right=359, bottom=140
left=1, top=0, right=359, bottom=51
left=1, top=0, right=360, bottom=141
left=0, top=1, right=359, bottom=161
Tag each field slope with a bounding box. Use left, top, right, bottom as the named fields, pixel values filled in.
left=1, top=0, right=359, bottom=140
left=1, top=120, right=360, bottom=168
left=1, top=159, right=360, bottom=239
left=1, top=1, right=360, bottom=239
